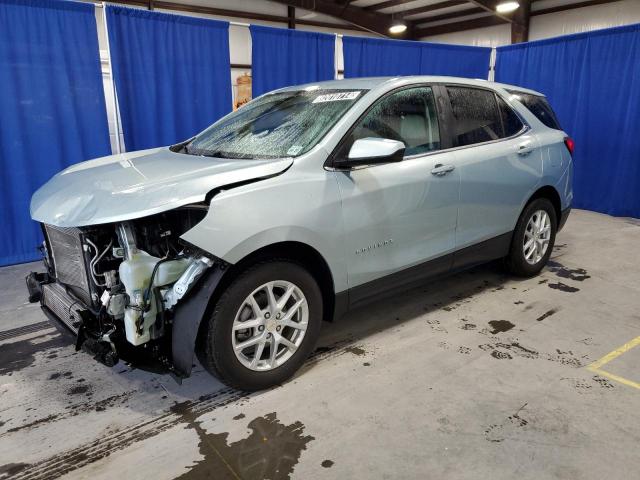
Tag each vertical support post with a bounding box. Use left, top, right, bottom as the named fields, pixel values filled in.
left=148, top=0, right=154, bottom=10
left=102, top=2, right=124, bottom=154
left=287, top=6, right=295, bottom=29
left=511, top=0, right=531, bottom=44
left=488, top=47, right=496, bottom=82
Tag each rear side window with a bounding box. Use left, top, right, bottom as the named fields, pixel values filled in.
left=507, top=90, right=562, bottom=130
left=446, top=87, right=504, bottom=147
left=497, top=96, right=525, bottom=137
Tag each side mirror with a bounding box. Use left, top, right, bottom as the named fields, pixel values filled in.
left=338, top=137, right=405, bottom=167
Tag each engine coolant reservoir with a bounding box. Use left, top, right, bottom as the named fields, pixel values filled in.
left=119, top=251, right=190, bottom=345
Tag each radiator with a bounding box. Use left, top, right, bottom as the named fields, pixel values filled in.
left=44, top=224, right=92, bottom=304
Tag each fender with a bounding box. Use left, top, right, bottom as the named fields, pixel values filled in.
left=171, top=263, right=228, bottom=378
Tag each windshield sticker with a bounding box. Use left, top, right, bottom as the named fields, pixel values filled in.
left=287, top=145, right=303, bottom=156
left=312, top=91, right=361, bottom=103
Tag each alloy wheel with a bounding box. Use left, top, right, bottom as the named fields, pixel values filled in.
left=523, top=209, right=551, bottom=265
left=231, top=280, right=309, bottom=371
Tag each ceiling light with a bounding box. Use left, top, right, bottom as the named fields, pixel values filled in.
left=496, top=1, right=520, bottom=13
left=389, top=20, right=407, bottom=34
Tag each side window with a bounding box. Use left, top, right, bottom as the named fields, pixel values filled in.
left=344, top=87, right=441, bottom=157
left=446, top=86, right=504, bottom=147
left=497, top=96, right=525, bottom=137
left=507, top=90, right=562, bottom=130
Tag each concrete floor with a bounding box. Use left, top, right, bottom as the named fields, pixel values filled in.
left=0, top=209, right=639, bottom=480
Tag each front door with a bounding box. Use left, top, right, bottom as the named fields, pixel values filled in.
left=332, top=86, right=460, bottom=304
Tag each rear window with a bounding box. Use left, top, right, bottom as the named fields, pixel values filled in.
left=507, top=90, right=562, bottom=130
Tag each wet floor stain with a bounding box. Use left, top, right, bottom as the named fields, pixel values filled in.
left=592, top=376, right=615, bottom=388
left=0, top=462, right=29, bottom=478
left=321, top=460, right=334, bottom=468
left=173, top=406, right=314, bottom=480
left=536, top=308, right=560, bottom=322
left=563, top=376, right=615, bottom=393
left=481, top=341, right=539, bottom=360
left=487, top=320, right=515, bottom=334
left=345, top=346, right=366, bottom=356
left=547, top=261, right=591, bottom=282
left=548, top=282, right=580, bottom=293
left=67, top=385, right=91, bottom=396
left=484, top=403, right=528, bottom=443
left=6, top=391, right=135, bottom=434
left=6, top=414, right=58, bottom=434
left=427, top=318, right=447, bottom=333
left=0, top=334, right=67, bottom=376
left=491, top=350, right=512, bottom=360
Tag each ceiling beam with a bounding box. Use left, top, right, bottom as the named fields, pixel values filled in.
left=531, top=0, right=623, bottom=16
left=269, top=0, right=416, bottom=38
left=415, top=7, right=484, bottom=24
left=401, top=1, right=469, bottom=18
left=414, top=14, right=505, bottom=38
left=107, top=0, right=370, bottom=33
left=415, top=0, right=623, bottom=38
left=364, top=0, right=418, bottom=11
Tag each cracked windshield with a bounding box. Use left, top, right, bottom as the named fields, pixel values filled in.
left=183, top=89, right=367, bottom=159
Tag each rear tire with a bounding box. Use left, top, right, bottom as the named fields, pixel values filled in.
left=198, top=260, right=322, bottom=391
left=506, top=198, right=557, bottom=277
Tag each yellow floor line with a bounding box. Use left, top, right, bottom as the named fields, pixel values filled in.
left=588, top=335, right=640, bottom=369
left=586, top=335, right=640, bottom=390
left=587, top=366, right=640, bottom=390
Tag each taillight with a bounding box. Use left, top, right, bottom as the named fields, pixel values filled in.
left=564, top=136, right=575, bottom=156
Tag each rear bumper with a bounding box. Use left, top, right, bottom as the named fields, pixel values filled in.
left=558, top=206, right=571, bottom=232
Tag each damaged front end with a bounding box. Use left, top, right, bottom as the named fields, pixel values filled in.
left=27, top=205, right=224, bottom=379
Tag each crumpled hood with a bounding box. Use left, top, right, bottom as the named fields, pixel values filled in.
left=31, top=147, right=293, bottom=227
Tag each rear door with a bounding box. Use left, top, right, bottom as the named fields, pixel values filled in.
left=442, top=85, right=542, bottom=265
left=332, top=85, right=460, bottom=302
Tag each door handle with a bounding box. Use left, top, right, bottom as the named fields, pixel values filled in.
left=517, top=143, right=534, bottom=156
left=431, top=163, right=455, bottom=176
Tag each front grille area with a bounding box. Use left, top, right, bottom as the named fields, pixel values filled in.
left=44, top=224, right=92, bottom=304
left=42, top=282, right=83, bottom=334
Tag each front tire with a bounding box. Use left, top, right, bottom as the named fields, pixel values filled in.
left=198, top=260, right=323, bottom=391
left=506, top=198, right=557, bottom=277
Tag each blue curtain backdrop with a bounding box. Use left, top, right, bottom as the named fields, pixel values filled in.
left=0, top=0, right=111, bottom=267
left=496, top=24, right=640, bottom=219
left=250, top=25, right=335, bottom=97
left=106, top=6, right=232, bottom=151
left=343, top=36, right=491, bottom=79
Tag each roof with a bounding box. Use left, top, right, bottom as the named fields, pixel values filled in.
left=279, top=76, right=545, bottom=97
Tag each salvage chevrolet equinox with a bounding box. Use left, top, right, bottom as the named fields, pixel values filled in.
left=27, top=77, right=573, bottom=391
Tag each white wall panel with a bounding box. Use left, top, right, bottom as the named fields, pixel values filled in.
left=421, top=0, right=640, bottom=46
left=422, top=24, right=511, bottom=47
left=530, top=0, right=640, bottom=40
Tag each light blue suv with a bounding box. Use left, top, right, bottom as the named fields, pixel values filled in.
left=28, top=76, right=573, bottom=390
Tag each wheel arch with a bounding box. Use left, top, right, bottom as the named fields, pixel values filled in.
left=172, top=240, right=341, bottom=379
left=217, top=241, right=338, bottom=324
left=525, top=185, right=562, bottom=224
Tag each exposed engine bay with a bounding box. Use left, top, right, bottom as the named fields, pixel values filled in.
left=27, top=204, right=219, bottom=376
